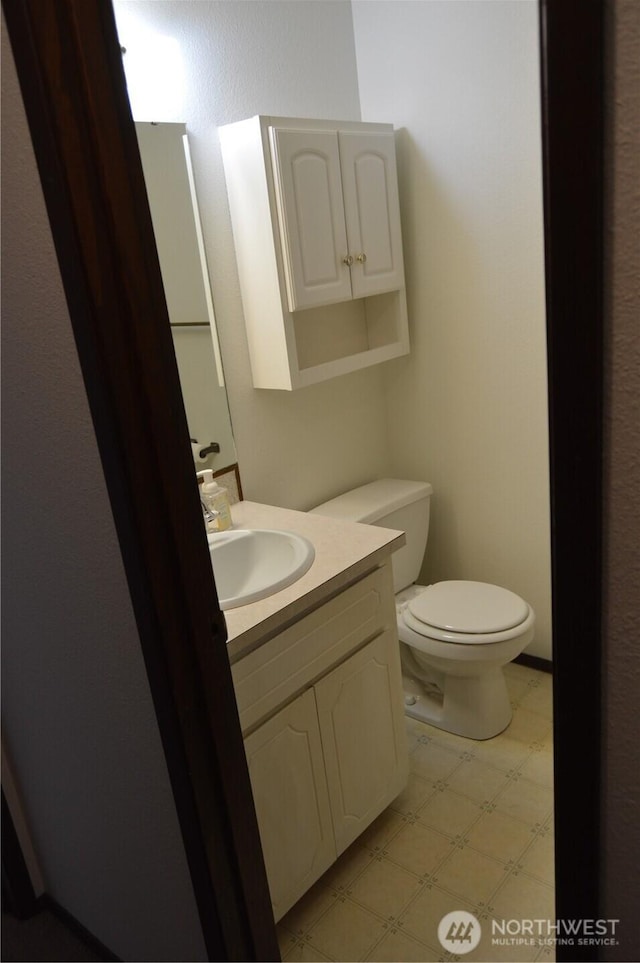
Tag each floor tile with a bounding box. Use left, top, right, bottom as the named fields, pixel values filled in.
left=538, top=728, right=554, bottom=754
left=356, top=807, right=405, bottom=855
left=495, top=776, right=554, bottom=825
left=320, top=843, right=373, bottom=894
left=399, top=882, right=475, bottom=945
left=348, top=858, right=423, bottom=919
left=364, top=926, right=441, bottom=962
left=471, top=732, right=533, bottom=773
left=306, top=898, right=386, bottom=962
left=446, top=757, right=510, bottom=804
left=537, top=942, right=557, bottom=961
left=519, top=749, right=554, bottom=789
left=466, top=809, right=536, bottom=863
left=410, top=739, right=465, bottom=784
left=384, top=820, right=454, bottom=877
left=506, top=676, right=533, bottom=705
left=433, top=846, right=508, bottom=904
left=520, top=832, right=555, bottom=886
left=423, top=724, right=480, bottom=756
left=465, top=930, right=541, bottom=962
left=279, top=881, right=337, bottom=940
left=390, top=771, right=435, bottom=816
left=520, top=680, right=553, bottom=716
left=504, top=662, right=541, bottom=685
left=404, top=716, right=427, bottom=753
left=505, top=707, right=553, bottom=747
left=281, top=939, right=334, bottom=962
left=490, top=872, right=555, bottom=923
left=278, top=925, right=298, bottom=957
left=416, top=787, right=483, bottom=837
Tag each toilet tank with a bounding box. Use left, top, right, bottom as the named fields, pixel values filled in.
left=310, top=479, right=433, bottom=592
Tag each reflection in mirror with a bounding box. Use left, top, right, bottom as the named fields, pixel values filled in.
left=135, top=121, right=238, bottom=477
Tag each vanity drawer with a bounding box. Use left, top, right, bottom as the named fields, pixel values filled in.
left=232, top=562, right=395, bottom=733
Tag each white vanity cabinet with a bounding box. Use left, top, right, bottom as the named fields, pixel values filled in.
left=314, top=630, right=407, bottom=856
left=231, top=562, right=408, bottom=921
left=242, top=689, right=336, bottom=921
left=219, top=116, right=410, bottom=390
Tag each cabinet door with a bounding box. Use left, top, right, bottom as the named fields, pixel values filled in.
left=315, top=630, right=409, bottom=855
left=270, top=127, right=352, bottom=311
left=243, top=688, right=336, bottom=921
left=338, top=131, right=405, bottom=300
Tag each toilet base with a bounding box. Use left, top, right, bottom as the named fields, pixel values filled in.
left=402, top=669, right=513, bottom=740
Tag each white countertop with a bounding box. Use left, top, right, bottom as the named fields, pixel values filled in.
left=223, top=501, right=405, bottom=662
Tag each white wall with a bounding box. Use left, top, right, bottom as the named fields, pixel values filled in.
left=114, top=0, right=393, bottom=511
left=352, top=0, right=552, bottom=658
left=1, top=21, right=207, bottom=962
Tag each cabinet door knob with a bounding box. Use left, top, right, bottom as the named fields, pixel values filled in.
left=356, top=253, right=367, bottom=263
left=342, top=255, right=354, bottom=266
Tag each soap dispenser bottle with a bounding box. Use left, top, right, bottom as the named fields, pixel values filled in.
left=197, top=470, right=232, bottom=533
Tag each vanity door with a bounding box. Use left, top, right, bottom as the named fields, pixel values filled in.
left=338, top=131, right=406, bottom=300
left=315, top=629, right=409, bottom=855
left=243, top=687, right=336, bottom=921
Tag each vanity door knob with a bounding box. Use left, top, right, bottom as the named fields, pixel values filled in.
left=342, top=254, right=354, bottom=266
left=356, top=252, right=367, bottom=263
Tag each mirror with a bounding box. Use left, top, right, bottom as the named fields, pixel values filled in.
left=134, top=120, right=238, bottom=480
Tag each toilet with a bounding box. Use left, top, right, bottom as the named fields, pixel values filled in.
left=311, top=479, right=535, bottom=740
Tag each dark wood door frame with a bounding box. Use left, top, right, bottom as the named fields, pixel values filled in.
left=2, top=1, right=278, bottom=959
left=3, top=0, right=604, bottom=960
left=539, top=2, right=604, bottom=954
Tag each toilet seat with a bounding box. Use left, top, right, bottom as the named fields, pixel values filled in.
left=402, top=581, right=532, bottom=645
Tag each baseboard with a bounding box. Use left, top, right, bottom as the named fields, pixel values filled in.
left=42, top=895, right=121, bottom=962
left=514, top=652, right=553, bottom=674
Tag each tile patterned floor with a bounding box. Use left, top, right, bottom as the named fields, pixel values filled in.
left=277, top=662, right=555, bottom=963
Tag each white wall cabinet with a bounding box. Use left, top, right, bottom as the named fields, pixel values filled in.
left=269, top=128, right=405, bottom=311
left=231, top=563, right=408, bottom=920
left=220, top=116, right=410, bottom=389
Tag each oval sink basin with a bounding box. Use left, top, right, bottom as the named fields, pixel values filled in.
left=207, top=528, right=315, bottom=610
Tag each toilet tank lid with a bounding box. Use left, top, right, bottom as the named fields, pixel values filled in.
left=310, top=479, right=433, bottom=524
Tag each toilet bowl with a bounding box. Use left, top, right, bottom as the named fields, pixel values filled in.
left=311, top=479, right=536, bottom=741
left=396, top=581, right=535, bottom=739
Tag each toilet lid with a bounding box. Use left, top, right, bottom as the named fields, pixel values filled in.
left=408, top=581, right=529, bottom=634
